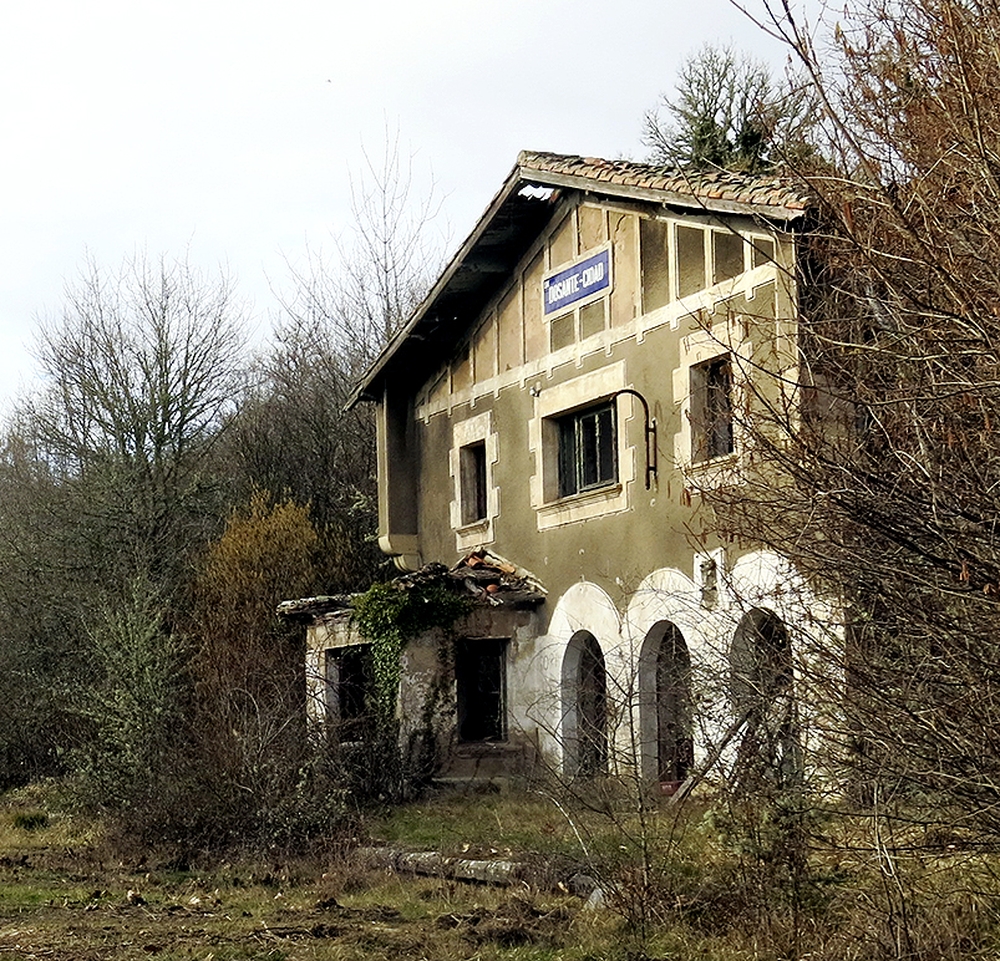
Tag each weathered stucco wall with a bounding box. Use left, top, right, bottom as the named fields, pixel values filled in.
left=337, top=182, right=835, bottom=788
left=383, top=193, right=795, bottom=608
left=304, top=548, right=837, bottom=790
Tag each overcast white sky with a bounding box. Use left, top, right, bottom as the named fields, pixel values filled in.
left=0, top=0, right=794, bottom=413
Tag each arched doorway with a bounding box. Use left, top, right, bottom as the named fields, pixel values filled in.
left=730, top=608, right=798, bottom=788
left=562, top=631, right=608, bottom=777
left=639, top=621, right=693, bottom=789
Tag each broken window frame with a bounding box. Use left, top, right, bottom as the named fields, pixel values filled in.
left=690, top=355, right=735, bottom=462
left=556, top=402, right=618, bottom=498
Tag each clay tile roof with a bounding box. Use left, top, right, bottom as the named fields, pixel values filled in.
left=517, top=150, right=812, bottom=215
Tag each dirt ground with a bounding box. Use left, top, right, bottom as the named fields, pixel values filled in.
left=0, top=807, right=608, bottom=961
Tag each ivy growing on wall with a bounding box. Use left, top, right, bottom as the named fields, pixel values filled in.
left=352, top=580, right=471, bottom=728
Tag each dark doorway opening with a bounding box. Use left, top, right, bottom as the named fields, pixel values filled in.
left=456, top=638, right=507, bottom=742
left=656, top=622, right=693, bottom=784
left=730, top=608, right=798, bottom=787
left=325, top=645, right=374, bottom=742
left=576, top=632, right=608, bottom=777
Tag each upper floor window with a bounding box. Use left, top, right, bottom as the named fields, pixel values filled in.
left=713, top=230, right=745, bottom=284
left=530, top=363, right=631, bottom=528
left=664, top=223, right=773, bottom=302
left=676, top=225, right=708, bottom=299
left=557, top=402, right=618, bottom=497
left=459, top=441, right=487, bottom=525
left=450, top=411, right=497, bottom=550
left=691, top=355, right=734, bottom=462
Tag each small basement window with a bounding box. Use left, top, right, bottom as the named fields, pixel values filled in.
left=459, top=440, right=488, bottom=525
left=557, top=402, right=618, bottom=497
left=691, top=356, right=734, bottom=462
left=456, top=638, right=507, bottom=742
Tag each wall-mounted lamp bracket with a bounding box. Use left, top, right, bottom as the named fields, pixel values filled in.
left=611, top=388, right=657, bottom=490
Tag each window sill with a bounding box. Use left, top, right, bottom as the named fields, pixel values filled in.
left=332, top=738, right=374, bottom=749
left=688, top=452, right=738, bottom=470
left=536, top=482, right=627, bottom=531
left=455, top=516, right=494, bottom=551
left=683, top=452, right=741, bottom=491
left=454, top=740, right=516, bottom=756
left=544, top=482, right=622, bottom=509
left=456, top=518, right=489, bottom=536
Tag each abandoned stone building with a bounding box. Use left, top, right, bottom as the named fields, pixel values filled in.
left=281, top=151, right=833, bottom=791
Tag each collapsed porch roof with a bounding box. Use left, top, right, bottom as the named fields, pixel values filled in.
left=278, top=549, right=547, bottom=624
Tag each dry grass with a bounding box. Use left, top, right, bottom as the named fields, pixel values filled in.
left=4, top=782, right=1000, bottom=960
left=0, top=784, right=605, bottom=961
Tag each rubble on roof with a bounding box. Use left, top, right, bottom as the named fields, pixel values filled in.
left=397, top=550, right=546, bottom=608
left=278, top=550, right=546, bottom=623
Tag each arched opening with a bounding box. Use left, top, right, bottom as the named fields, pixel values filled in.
left=561, top=631, right=608, bottom=777
left=730, top=608, right=798, bottom=788
left=639, top=621, right=693, bottom=789
left=656, top=623, right=693, bottom=785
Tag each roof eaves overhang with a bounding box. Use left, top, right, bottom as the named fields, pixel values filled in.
left=524, top=166, right=807, bottom=223
left=347, top=159, right=549, bottom=408
left=347, top=155, right=807, bottom=407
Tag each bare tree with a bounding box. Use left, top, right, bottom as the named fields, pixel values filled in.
left=341, top=131, right=444, bottom=346
left=23, top=254, right=247, bottom=592
left=283, top=128, right=444, bottom=360
left=229, top=131, right=445, bottom=592
left=226, top=314, right=383, bottom=592
left=699, top=0, right=1000, bottom=839
left=643, top=44, right=818, bottom=171
left=0, top=254, right=247, bottom=794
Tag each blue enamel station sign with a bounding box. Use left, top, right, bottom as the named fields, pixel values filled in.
left=543, top=247, right=612, bottom=316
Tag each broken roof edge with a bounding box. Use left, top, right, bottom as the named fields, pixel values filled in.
left=277, top=594, right=355, bottom=622
left=347, top=149, right=812, bottom=408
